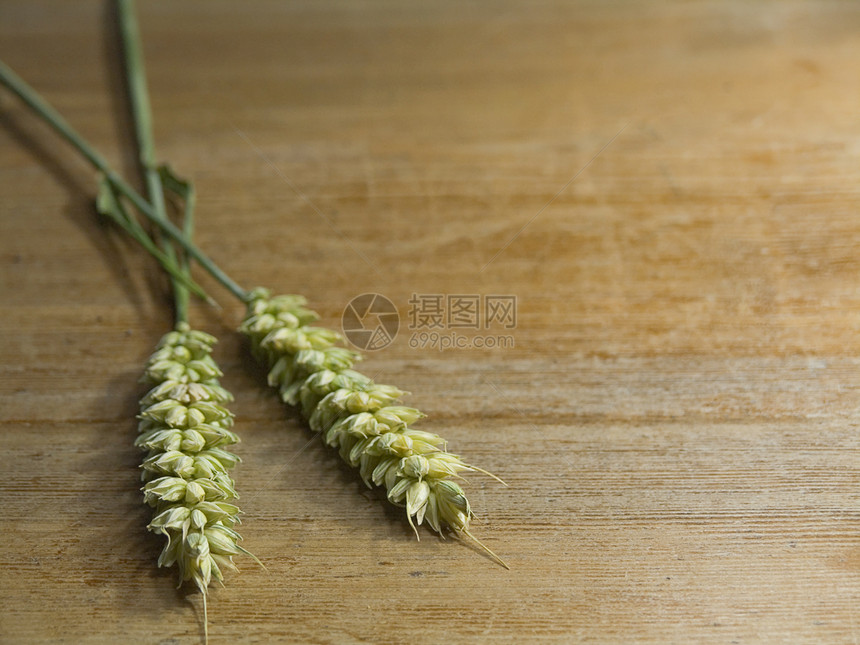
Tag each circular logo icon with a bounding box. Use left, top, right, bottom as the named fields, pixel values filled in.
left=342, top=293, right=399, bottom=351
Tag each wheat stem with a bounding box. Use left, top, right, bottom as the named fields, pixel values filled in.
left=118, top=0, right=190, bottom=324
left=0, top=58, right=246, bottom=303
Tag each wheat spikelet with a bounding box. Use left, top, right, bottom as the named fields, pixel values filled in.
left=239, top=288, right=505, bottom=565
left=138, top=323, right=257, bottom=604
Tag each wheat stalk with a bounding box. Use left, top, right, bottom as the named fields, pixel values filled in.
left=239, top=288, right=507, bottom=567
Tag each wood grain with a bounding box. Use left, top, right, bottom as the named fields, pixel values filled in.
left=2, top=1, right=860, bottom=643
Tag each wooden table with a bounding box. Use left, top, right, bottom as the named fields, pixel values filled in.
left=2, top=1, right=859, bottom=642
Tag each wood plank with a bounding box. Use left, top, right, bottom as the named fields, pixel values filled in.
left=2, top=1, right=860, bottom=642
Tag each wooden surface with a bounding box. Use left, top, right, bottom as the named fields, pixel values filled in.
left=2, top=1, right=860, bottom=643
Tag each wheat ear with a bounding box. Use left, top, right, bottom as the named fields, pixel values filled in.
left=138, top=324, right=258, bottom=598
left=239, top=288, right=507, bottom=566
